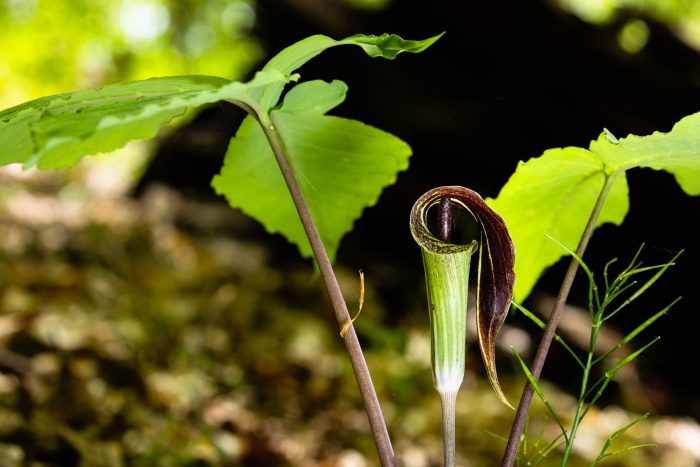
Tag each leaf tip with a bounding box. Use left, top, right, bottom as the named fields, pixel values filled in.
left=604, top=128, right=619, bottom=144
left=423, top=31, right=446, bottom=47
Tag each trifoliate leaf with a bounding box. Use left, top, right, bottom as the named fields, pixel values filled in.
left=489, top=110, right=700, bottom=302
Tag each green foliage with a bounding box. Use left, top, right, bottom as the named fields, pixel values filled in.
left=256, top=33, right=443, bottom=110
left=0, top=72, right=287, bottom=169
left=0, top=32, right=441, bottom=261
left=591, top=112, right=700, bottom=195
left=488, top=111, right=700, bottom=301
left=515, top=246, right=680, bottom=464
left=592, top=414, right=655, bottom=465
left=213, top=80, right=411, bottom=260
left=213, top=32, right=441, bottom=260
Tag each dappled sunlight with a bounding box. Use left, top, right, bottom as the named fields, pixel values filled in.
left=117, top=0, right=170, bottom=47
left=618, top=19, right=650, bottom=53
left=555, top=0, right=700, bottom=52
left=0, top=0, right=262, bottom=107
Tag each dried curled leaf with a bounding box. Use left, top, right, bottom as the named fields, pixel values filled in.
left=410, top=186, right=516, bottom=407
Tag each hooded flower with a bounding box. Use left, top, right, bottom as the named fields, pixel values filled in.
left=410, top=185, right=516, bottom=406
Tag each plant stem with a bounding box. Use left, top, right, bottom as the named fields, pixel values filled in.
left=501, top=173, right=618, bottom=466
left=440, top=390, right=458, bottom=467
left=260, top=112, right=396, bottom=466
left=561, top=319, right=601, bottom=464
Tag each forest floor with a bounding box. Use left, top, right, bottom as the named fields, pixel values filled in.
left=1, top=163, right=698, bottom=466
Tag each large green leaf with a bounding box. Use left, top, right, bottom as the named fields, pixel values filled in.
left=488, top=148, right=629, bottom=301
left=0, top=71, right=289, bottom=169
left=212, top=80, right=411, bottom=260
left=488, top=110, right=700, bottom=301
left=0, top=32, right=439, bottom=170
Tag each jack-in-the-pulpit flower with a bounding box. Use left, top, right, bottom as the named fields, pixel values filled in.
left=410, top=186, right=516, bottom=466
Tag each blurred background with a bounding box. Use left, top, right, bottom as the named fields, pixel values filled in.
left=1, top=0, right=700, bottom=465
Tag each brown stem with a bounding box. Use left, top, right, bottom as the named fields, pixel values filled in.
left=261, top=112, right=396, bottom=466
left=501, top=174, right=618, bottom=466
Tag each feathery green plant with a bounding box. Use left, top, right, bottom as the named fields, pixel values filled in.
left=493, top=112, right=700, bottom=465
left=513, top=244, right=680, bottom=464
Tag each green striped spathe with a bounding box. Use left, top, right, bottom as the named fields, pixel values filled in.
left=421, top=240, right=475, bottom=392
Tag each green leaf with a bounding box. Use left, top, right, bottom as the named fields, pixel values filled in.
left=0, top=71, right=289, bottom=169
left=255, top=32, right=444, bottom=110
left=212, top=79, right=412, bottom=261
left=342, top=32, right=445, bottom=59
left=487, top=147, right=629, bottom=301
left=1, top=32, right=439, bottom=269
left=591, top=111, right=700, bottom=195
left=278, top=80, right=348, bottom=115
left=595, top=297, right=678, bottom=364
left=593, top=413, right=652, bottom=466
left=488, top=110, right=700, bottom=301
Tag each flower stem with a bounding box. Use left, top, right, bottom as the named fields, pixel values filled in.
left=259, top=112, right=396, bottom=466
left=501, top=173, right=619, bottom=466
left=440, top=390, right=458, bottom=467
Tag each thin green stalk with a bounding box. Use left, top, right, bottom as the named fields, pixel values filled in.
left=259, top=111, right=395, bottom=466
left=604, top=250, right=683, bottom=321
left=501, top=173, right=619, bottom=466
left=561, top=317, right=602, bottom=464
left=582, top=336, right=660, bottom=419
left=511, top=349, right=569, bottom=441
left=513, top=302, right=584, bottom=370
left=592, top=413, right=653, bottom=465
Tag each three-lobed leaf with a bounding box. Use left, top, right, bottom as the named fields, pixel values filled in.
left=488, top=110, right=700, bottom=302
left=1, top=32, right=441, bottom=264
